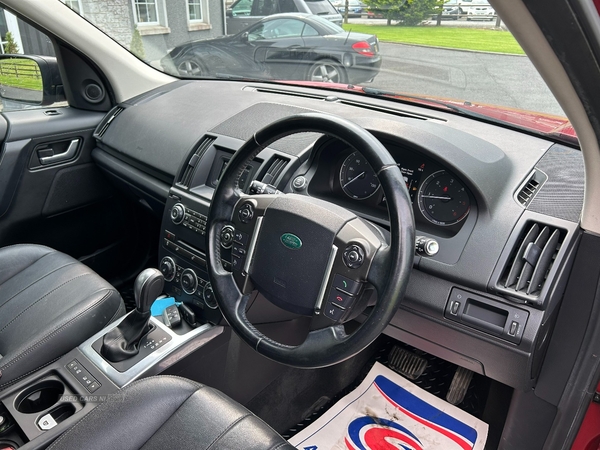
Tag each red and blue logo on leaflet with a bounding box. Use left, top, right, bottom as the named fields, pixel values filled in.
left=343, top=375, right=479, bottom=450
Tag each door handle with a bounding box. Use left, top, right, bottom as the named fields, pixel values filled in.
left=39, top=139, right=80, bottom=165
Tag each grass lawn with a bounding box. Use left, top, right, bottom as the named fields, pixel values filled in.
left=341, top=25, right=525, bottom=55
left=0, top=59, right=42, bottom=90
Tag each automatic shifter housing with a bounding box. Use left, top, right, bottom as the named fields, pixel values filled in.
left=100, top=269, right=164, bottom=362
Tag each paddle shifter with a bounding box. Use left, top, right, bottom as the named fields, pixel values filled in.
left=101, top=268, right=164, bottom=362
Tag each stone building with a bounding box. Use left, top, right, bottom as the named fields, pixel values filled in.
left=1, top=0, right=226, bottom=62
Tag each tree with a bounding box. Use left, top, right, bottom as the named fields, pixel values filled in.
left=363, top=0, right=442, bottom=26
left=344, top=0, right=349, bottom=24
left=3, top=31, right=19, bottom=54
left=130, top=26, right=145, bottom=60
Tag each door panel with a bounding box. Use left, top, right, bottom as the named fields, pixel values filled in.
left=0, top=107, right=156, bottom=285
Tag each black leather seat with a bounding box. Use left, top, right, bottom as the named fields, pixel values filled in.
left=0, top=244, right=125, bottom=388
left=49, top=376, right=295, bottom=450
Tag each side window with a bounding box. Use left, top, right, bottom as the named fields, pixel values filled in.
left=253, top=0, right=279, bottom=16
left=0, top=7, right=65, bottom=112
left=249, top=19, right=304, bottom=40
left=248, top=23, right=266, bottom=41
left=232, top=0, right=253, bottom=16
left=275, top=19, right=305, bottom=38
left=302, top=24, right=319, bottom=37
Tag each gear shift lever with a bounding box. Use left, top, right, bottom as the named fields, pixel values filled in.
left=101, top=269, right=164, bottom=362
left=133, top=268, right=164, bottom=314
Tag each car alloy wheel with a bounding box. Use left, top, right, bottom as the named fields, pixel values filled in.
left=308, top=60, right=346, bottom=84
left=178, top=59, right=203, bottom=77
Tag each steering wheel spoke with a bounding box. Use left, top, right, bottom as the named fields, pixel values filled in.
left=227, top=194, right=279, bottom=293
left=312, top=217, right=387, bottom=323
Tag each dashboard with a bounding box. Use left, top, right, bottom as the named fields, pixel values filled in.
left=91, top=79, right=583, bottom=392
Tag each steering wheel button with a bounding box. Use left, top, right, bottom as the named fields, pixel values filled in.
left=233, top=230, right=249, bottom=245
left=231, top=254, right=245, bottom=271
left=238, top=204, right=254, bottom=224
left=220, top=226, right=234, bottom=249
left=323, top=303, right=345, bottom=321
left=343, top=244, right=365, bottom=269
left=328, top=288, right=354, bottom=308
left=232, top=245, right=246, bottom=256
left=333, top=274, right=361, bottom=295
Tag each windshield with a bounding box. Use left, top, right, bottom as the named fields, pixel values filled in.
left=62, top=0, right=569, bottom=140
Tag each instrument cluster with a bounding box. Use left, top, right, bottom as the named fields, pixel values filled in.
left=307, top=138, right=474, bottom=236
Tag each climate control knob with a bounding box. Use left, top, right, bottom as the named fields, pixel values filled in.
left=170, top=203, right=185, bottom=225
left=159, top=256, right=176, bottom=282
left=180, top=268, right=198, bottom=295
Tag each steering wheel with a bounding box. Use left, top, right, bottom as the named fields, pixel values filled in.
left=207, top=113, right=414, bottom=368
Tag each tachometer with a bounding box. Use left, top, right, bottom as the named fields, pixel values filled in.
left=340, top=151, right=380, bottom=200
left=418, top=170, right=470, bottom=226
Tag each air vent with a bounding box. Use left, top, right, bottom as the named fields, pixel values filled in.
left=177, top=136, right=216, bottom=188
left=515, top=169, right=547, bottom=207
left=94, top=106, right=124, bottom=139
left=500, top=222, right=565, bottom=301
left=261, top=157, right=289, bottom=185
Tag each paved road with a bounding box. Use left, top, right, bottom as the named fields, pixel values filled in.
left=368, top=43, right=564, bottom=117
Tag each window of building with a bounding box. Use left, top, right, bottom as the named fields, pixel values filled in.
left=188, top=0, right=203, bottom=21
left=134, top=0, right=159, bottom=24
left=132, top=0, right=170, bottom=35
left=62, top=0, right=83, bottom=14
left=187, top=0, right=211, bottom=31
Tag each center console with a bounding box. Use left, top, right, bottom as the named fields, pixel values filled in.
left=0, top=268, right=224, bottom=450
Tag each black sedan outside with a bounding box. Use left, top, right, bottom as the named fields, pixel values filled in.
left=161, top=13, right=381, bottom=85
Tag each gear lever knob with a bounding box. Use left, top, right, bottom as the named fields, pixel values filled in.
left=134, top=268, right=164, bottom=314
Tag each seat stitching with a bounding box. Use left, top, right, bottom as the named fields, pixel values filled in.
left=0, top=261, right=78, bottom=310
left=107, top=301, right=126, bottom=324
left=0, top=355, right=62, bottom=390
left=0, top=273, right=90, bottom=336
left=49, top=379, right=207, bottom=450
left=136, top=385, right=211, bottom=450
left=0, top=288, right=116, bottom=372
left=205, top=412, right=252, bottom=450
left=213, top=390, right=291, bottom=448
left=0, top=250, right=57, bottom=290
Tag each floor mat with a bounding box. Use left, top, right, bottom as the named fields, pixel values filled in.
left=288, top=361, right=489, bottom=450
left=282, top=341, right=490, bottom=440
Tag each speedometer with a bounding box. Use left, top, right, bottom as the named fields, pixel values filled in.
left=340, top=152, right=380, bottom=200
left=418, top=170, right=470, bottom=226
